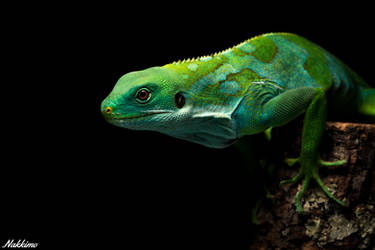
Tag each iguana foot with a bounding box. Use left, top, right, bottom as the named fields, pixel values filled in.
left=281, top=156, right=347, bottom=213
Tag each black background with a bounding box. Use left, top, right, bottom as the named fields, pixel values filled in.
left=2, top=2, right=374, bottom=249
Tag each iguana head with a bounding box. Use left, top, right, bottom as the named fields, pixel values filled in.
left=101, top=67, right=186, bottom=130
left=101, top=66, right=238, bottom=148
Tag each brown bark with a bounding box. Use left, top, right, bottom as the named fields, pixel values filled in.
left=250, top=122, right=375, bottom=250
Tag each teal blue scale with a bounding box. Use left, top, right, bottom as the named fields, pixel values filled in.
left=219, top=81, right=240, bottom=95
left=189, top=63, right=239, bottom=94
left=231, top=36, right=321, bottom=89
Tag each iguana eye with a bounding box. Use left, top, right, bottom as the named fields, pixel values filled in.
left=175, top=92, right=185, bottom=109
left=136, top=88, right=151, bottom=103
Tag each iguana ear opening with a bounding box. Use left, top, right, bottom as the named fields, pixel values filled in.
left=174, top=92, right=185, bottom=109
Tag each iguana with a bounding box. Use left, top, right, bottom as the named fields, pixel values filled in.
left=101, top=33, right=375, bottom=213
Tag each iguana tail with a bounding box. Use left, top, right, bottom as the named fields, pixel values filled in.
left=358, top=88, right=375, bottom=122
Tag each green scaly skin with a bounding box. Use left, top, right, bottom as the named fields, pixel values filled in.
left=101, top=33, right=375, bottom=213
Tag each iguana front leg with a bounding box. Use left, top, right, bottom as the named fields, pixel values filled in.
left=262, top=87, right=346, bottom=213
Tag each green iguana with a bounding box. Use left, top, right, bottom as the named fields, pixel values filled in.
left=101, top=33, right=375, bottom=213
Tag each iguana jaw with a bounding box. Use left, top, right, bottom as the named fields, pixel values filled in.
left=109, top=111, right=171, bottom=121
left=104, top=110, right=177, bottom=131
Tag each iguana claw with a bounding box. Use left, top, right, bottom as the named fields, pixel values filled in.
left=319, top=159, right=347, bottom=167
left=280, top=156, right=347, bottom=213
left=285, top=157, right=299, bottom=167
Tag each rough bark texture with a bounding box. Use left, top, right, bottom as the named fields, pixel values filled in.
left=250, top=122, right=375, bottom=250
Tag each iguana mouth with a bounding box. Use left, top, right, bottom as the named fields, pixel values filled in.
left=112, top=111, right=169, bottom=120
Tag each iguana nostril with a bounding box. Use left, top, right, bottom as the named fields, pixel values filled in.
left=105, top=107, right=112, bottom=114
